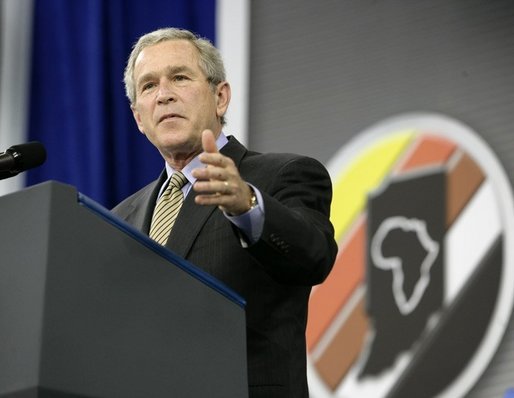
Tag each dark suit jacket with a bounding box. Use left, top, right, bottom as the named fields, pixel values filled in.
left=112, top=136, right=338, bottom=398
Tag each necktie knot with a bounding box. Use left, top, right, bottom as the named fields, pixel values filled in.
left=149, top=171, right=188, bottom=245
left=160, top=171, right=187, bottom=198
left=169, top=171, right=188, bottom=190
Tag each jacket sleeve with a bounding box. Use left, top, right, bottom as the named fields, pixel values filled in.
left=246, top=155, right=338, bottom=286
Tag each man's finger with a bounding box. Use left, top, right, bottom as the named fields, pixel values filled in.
left=202, top=129, right=219, bottom=154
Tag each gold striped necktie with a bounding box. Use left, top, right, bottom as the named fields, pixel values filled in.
left=149, top=171, right=188, bottom=245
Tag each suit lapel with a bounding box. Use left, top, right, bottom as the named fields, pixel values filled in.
left=164, top=136, right=248, bottom=258
left=165, top=190, right=216, bottom=258
left=120, top=171, right=166, bottom=234
left=219, top=135, right=247, bottom=167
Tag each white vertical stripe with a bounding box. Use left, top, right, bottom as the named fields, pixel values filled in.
left=0, top=0, right=33, bottom=196
left=444, top=181, right=501, bottom=304
left=216, top=0, right=250, bottom=146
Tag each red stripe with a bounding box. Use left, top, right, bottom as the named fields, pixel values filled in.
left=307, top=217, right=366, bottom=351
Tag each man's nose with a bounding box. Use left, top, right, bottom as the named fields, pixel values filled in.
left=157, top=81, right=175, bottom=104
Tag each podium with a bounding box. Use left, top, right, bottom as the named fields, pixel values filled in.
left=0, top=182, right=248, bottom=397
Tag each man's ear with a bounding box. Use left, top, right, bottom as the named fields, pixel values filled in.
left=131, top=104, right=146, bottom=135
left=215, top=81, right=231, bottom=119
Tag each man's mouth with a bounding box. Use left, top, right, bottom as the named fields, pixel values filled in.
left=158, top=113, right=183, bottom=123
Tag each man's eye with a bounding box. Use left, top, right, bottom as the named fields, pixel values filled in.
left=142, top=82, right=156, bottom=92
left=174, top=75, right=188, bottom=82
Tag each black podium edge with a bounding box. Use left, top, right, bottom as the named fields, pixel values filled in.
left=77, top=191, right=246, bottom=308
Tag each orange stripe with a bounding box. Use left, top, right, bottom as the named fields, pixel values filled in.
left=314, top=297, right=369, bottom=391
left=396, top=134, right=456, bottom=172
left=307, top=217, right=366, bottom=351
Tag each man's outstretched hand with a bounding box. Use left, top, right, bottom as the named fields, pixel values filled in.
left=192, top=130, right=253, bottom=215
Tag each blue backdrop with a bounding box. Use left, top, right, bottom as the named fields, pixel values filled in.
left=26, top=0, right=216, bottom=208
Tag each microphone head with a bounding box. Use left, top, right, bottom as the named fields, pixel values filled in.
left=7, top=141, right=47, bottom=172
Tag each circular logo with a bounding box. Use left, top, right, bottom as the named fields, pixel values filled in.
left=307, top=113, right=514, bottom=398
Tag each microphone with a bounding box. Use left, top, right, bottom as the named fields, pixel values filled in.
left=0, top=142, right=47, bottom=181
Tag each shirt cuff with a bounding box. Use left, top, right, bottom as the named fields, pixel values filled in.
left=224, top=184, right=265, bottom=245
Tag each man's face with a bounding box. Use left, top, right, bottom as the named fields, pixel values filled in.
left=131, top=40, right=229, bottom=160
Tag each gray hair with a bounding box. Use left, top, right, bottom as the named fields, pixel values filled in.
left=124, top=27, right=227, bottom=124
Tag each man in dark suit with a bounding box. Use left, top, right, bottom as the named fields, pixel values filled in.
left=112, top=27, right=337, bottom=398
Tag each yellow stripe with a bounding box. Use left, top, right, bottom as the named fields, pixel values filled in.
left=331, top=131, right=415, bottom=241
